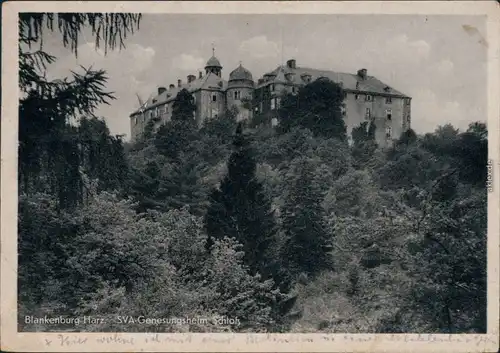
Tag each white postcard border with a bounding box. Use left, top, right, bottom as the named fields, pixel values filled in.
left=2, top=1, right=499, bottom=352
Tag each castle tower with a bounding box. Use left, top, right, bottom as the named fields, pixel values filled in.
left=205, top=46, right=222, bottom=77
left=226, top=62, right=255, bottom=121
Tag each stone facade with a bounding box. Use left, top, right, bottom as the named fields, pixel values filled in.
left=130, top=56, right=411, bottom=147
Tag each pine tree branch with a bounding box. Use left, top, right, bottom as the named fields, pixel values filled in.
left=19, top=13, right=142, bottom=56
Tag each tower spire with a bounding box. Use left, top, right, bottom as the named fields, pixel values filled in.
left=212, top=42, right=215, bottom=57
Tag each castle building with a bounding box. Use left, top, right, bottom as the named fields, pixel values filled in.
left=130, top=55, right=412, bottom=147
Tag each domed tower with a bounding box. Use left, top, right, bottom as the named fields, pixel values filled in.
left=205, top=49, right=222, bottom=77
left=226, top=63, right=255, bottom=121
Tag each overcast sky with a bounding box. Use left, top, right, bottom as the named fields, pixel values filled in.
left=42, top=14, right=487, bottom=139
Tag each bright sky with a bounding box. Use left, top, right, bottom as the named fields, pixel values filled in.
left=42, top=14, right=487, bottom=139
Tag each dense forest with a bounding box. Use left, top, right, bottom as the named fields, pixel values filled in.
left=18, top=13, right=488, bottom=333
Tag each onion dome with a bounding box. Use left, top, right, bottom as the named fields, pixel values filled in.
left=229, top=64, right=253, bottom=82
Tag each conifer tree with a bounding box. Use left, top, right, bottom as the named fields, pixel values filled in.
left=18, top=13, right=141, bottom=210
left=171, top=89, right=197, bottom=125
left=281, top=157, right=333, bottom=277
left=155, top=89, right=198, bottom=160
left=204, top=123, right=299, bottom=331
left=204, top=123, right=277, bottom=276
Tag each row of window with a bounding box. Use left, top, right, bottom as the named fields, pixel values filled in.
left=257, top=85, right=411, bottom=106
left=133, top=103, right=171, bottom=125
left=136, top=94, right=204, bottom=125
left=355, top=93, right=373, bottom=102
left=350, top=93, right=412, bottom=106
left=269, top=84, right=298, bottom=94
left=353, top=94, right=395, bottom=104
left=252, top=97, right=407, bottom=123
left=253, top=96, right=282, bottom=114
left=364, top=108, right=393, bottom=120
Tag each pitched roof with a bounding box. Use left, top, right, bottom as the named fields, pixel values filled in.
left=257, top=65, right=409, bottom=97
left=273, top=66, right=287, bottom=84
left=130, top=72, right=227, bottom=116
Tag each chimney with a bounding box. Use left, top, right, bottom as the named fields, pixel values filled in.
left=286, top=59, right=296, bottom=69
left=158, top=86, right=167, bottom=95
left=357, top=68, right=367, bottom=79
left=199, top=71, right=203, bottom=79
left=187, top=74, right=196, bottom=83
left=169, top=84, right=175, bottom=90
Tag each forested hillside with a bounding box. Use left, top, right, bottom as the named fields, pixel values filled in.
left=17, top=13, right=488, bottom=334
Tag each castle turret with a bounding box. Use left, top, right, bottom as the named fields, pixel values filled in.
left=226, top=63, right=254, bottom=122
left=205, top=48, right=222, bottom=77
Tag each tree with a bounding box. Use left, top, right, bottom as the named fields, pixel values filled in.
left=452, top=123, right=488, bottom=185
left=203, top=125, right=299, bottom=331
left=200, top=107, right=238, bottom=142
left=275, top=92, right=299, bottom=134
left=276, top=78, right=347, bottom=141
left=154, top=89, right=199, bottom=160
left=403, top=182, right=487, bottom=333
left=352, top=121, right=375, bottom=145
left=351, top=122, right=378, bottom=169
left=156, top=154, right=211, bottom=216
left=78, top=117, right=129, bottom=194
left=142, top=118, right=157, bottom=140
left=466, top=122, right=487, bottom=139
left=204, top=123, right=277, bottom=276
left=18, top=13, right=142, bottom=210
left=203, top=238, right=281, bottom=331
left=281, top=157, right=333, bottom=277
left=18, top=70, right=114, bottom=209
left=171, top=89, right=197, bottom=124
left=323, top=169, right=386, bottom=219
